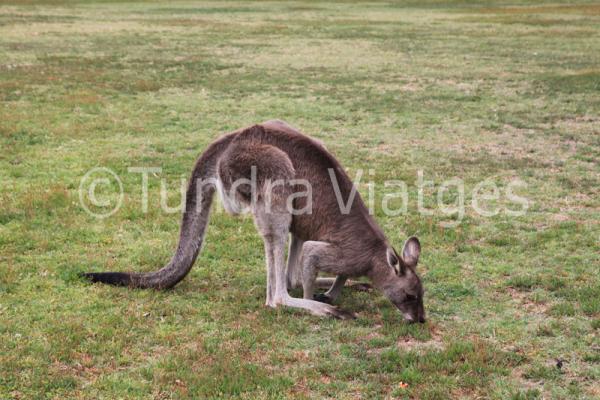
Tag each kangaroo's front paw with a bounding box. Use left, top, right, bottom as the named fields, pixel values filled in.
left=313, top=293, right=332, bottom=304
left=349, top=282, right=372, bottom=291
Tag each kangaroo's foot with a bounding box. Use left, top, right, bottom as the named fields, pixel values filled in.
left=275, top=295, right=356, bottom=319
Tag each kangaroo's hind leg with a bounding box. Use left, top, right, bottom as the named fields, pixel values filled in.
left=256, top=211, right=355, bottom=319
left=286, top=234, right=304, bottom=289
left=254, top=207, right=291, bottom=307
left=219, top=133, right=354, bottom=319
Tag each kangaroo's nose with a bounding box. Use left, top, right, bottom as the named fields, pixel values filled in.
left=418, top=316, right=426, bottom=323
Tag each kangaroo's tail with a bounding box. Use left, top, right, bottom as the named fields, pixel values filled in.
left=82, top=133, right=235, bottom=289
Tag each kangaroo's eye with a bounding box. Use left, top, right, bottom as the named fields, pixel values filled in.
left=405, top=294, right=417, bottom=302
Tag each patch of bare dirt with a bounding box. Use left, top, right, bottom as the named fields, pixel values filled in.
left=397, top=330, right=444, bottom=353
left=511, top=367, right=543, bottom=391
left=506, top=287, right=549, bottom=317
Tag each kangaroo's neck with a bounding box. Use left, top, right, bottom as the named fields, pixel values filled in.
left=367, top=259, right=396, bottom=291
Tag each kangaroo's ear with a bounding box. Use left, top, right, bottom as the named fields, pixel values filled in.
left=401, top=236, right=421, bottom=269
left=386, top=248, right=400, bottom=274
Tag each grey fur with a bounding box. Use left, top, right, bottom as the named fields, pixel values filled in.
left=83, top=120, right=426, bottom=322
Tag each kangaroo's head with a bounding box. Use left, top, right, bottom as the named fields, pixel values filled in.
left=375, top=237, right=425, bottom=323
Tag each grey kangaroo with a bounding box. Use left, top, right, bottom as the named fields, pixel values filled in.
left=83, top=120, right=426, bottom=323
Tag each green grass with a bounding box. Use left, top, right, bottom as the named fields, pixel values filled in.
left=1, top=1, right=599, bottom=399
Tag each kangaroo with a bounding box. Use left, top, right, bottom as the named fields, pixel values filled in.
left=83, top=120, right=426, bottom=322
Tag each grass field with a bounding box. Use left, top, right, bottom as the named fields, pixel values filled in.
left=1, top=0, right=599, bottom=398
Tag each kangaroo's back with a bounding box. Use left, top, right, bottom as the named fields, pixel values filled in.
left=247, top=121, right=386, bottom=251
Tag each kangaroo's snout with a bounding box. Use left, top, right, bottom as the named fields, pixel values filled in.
left=403, top=312, right=426, bottom=324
